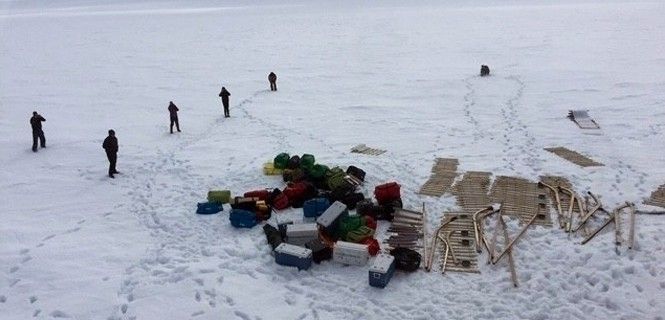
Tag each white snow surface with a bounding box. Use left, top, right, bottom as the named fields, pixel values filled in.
left=1, top=1, right=665, bottom=319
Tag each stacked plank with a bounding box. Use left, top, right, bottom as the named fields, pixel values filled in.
left=452, top=171, right=492, bottom=213
left=490, top=176, right=552, bottom=227
left=418, top=158, right=459, bottom=197
left=350, top=144, right=386, bottom=156
left=384, top=208, right=425, bottom=251
left=544, top=147, right=604, bottom=167
left=568, top=110, right=601, bottom=129
left=645, top=184, right=665, bottom=209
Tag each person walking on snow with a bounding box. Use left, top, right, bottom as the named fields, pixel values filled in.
left=30, top=111, right=46, bottom=152
left=168, top=101, right=181, bottom=134
left=102, top=129, right=119, bottom=178
left=268, top=72, right=277, bottom=91
left=219, top=87, right=231, bottom=117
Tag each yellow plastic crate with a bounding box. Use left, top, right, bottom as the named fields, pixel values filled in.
left=263, top=162, right=283, bottom=176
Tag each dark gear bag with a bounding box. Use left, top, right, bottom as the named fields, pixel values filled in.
left=390, top=247, right=421, bottom=272
left=346, top=165, right=366, bottom=182
left=263, top=224, right=282, bottom=250
left=287, top=155, right=301, bottom=169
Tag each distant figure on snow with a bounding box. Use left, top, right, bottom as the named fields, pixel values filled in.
left=102, top=129, right=119, bottom=178
left=219, top=87, right=231, bottom=118
left=30, top=111, right=46, bottom=152
left=168, top=101, right=181, bottom=134
left=480, top=65, right=490, bottom=77
left=268, top=72, right=277, bottom=91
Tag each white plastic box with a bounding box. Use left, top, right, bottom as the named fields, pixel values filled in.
left=333, top=241, right=369, bottom=266
left=286, top=223, right=319, bottom=247
left=316, top=201, right=348, bottom=233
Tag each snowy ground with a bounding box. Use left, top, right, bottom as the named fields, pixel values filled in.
left=1, top=1, right=665, bottom=319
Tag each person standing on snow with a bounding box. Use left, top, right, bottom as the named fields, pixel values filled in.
left=219, top=87, right=231, bottom=117
left=268, top=72, right=277, bottom=91
left=168, top=101, right=181, bottom=134
left=102, top=129, right=119, bottom=178
left=30, top=111, right=46, bottom=152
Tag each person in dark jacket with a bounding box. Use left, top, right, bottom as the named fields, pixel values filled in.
left=219, top=87, right=231, bottom=117
left=30, top=111, right=46, bottom=152
left=168, top=101, right=181, bottom=134
left=480, top=65, right=490, bottom=77
left=268, top=72, right=277, bottom=91
left=102, top=129, right=119, bottom=178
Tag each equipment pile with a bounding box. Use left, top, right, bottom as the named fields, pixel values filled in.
left=195, top=152, right=424, bottom=288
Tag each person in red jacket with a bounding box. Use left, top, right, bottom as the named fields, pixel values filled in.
left=168, top=101, right=180, bottom=134
left=268, top=72, right=277, bottom=91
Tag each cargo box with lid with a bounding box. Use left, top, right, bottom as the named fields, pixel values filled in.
left=369, top=253, right=396, bottom=288
left=316, top=201, right=349, bottom=235
left=207, top=190, right=231, bottom=204
left=274, top=243, right=313, bottom=270
left=244, top=189, right=270, bottom=201
left=273, top=152, right=290, bottom=169
left=300, top=154, right=315, bottom=169
left=374, top=182, right=401, bottom=205
left=305, top=238, right=332, bottom=263
left=263, top=162, right=283, bottom=176
left=303, top=198, right=331, bottom=218
left=346, top=165, right=366, bottom=182
left=263, top=224, right=283, bottom=250
left=230, top=196, right=259, bottom=211
left=286, top=223, right=319, bottom=247
left=196, top=202, right=223, bottom=215
left=229, top=209, right=257, bottom=228
left=333, top=241, right=369, bottom=266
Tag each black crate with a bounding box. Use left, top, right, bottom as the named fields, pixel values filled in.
left=305, top=239, right=332, bottom=263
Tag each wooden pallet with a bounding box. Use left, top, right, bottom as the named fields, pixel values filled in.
left=645, top=184, right=665, bottom=209
left=544, top=147, right=604, bottom=167
left=350, top=144, right=386, bottom=156
left=452, top=171, right=492, bottom=213
left=437, top=213, right=480, bottom=273
left=418, top=158, right=459, bottom=197
left=490, top=176, right=552, bottom=227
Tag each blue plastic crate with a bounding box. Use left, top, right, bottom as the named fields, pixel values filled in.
left=303, top=198, right=331, bottom=218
